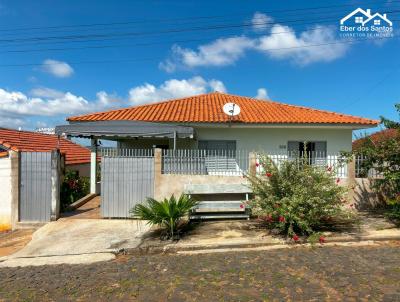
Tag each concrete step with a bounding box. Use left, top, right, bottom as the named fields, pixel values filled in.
left=190, top=213, right=250, bottom=220
left=193, top=201, right=246, bottom=213
left=194, top=208, right=245, bottom=213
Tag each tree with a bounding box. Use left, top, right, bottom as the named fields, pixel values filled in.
left=355, top=103, right=400, bottom=207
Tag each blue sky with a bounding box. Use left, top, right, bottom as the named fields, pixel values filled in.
left=0, top=0, right=398, bottom=138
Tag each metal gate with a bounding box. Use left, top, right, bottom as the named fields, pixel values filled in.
left=19, top=152, right=52, bottom=222
left=101, top=155, right=154, bottom=218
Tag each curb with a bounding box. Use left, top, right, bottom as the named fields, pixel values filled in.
left=120, top=234, right=400, bottom=255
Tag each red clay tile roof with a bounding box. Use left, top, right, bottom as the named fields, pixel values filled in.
left=0, top=128, right=90, bottom=165
left=67, top=92, right=378, bottom=126
left=353, top=128, right=399, bottom=150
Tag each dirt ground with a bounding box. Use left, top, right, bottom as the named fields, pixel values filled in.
left=0, top=229, right=35, bottom=258
left=1, top=242, right=400, bottom=301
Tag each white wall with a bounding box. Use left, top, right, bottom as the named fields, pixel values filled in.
left=118, top=126, right=353, bottom=154
left=0, top=155, right=12, bottom=231
left=195, top=127, right=352, bottom=154
left=67, top=163, right=91, bottom=178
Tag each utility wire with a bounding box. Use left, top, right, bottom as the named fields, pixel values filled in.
left=1, top=16, right=400, bottom=55
left=338, top=63, right=400, bottom=111
left=1, top=9, right=399, bottom=47
left=0, top=33, right=397, bottom=68
left=1, top=2, right=398, bottom=38
left=0, top=0, right=397, bottom=33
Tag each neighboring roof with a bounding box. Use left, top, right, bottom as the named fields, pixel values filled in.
left=67, top=92, right=378, bottom=126
left=0, top=128, right=91, bottom=165
left=353, top=128, right=399, bottom=150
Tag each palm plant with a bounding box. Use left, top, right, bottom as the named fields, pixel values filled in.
left=131, top=194, right=198, bottom=239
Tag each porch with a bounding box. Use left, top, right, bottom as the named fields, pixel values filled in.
left=55, top=121, right=352, bottom=220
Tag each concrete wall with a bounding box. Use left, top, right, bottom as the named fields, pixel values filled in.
left=154, top=174, right=248, bottom=200
left=0, top=155, right=12, bottom=231
left=119, top=126, right=353, bottom=154
left=352, top=178, right=385, bottom=209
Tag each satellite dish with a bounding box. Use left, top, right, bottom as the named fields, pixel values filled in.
left=223, top=103, right=241, bottom=117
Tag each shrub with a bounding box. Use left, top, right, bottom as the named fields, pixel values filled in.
left=248, top=154, right=353, bottom=238
left=386, top=204, right=400, bottom=223
left=60, top=170, right=90, bottom=211
left=352, top=103, right=400, bottom=212
left=131, top=194, right=198, bottom=239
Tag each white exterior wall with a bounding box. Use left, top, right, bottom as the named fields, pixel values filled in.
left=195, top=127, right=352, bottom=153
left=0, top=155, right=12, bottom=231
left=118, top=126, right=353, bottom=154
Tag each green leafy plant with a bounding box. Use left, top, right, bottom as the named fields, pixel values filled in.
left=248, top=154, right=354, bottom=240
left=131, top=194, right=198, bottom=239
left=60, top=170, right=90, bottom=211
left=352, top=103, right=400, bottom=216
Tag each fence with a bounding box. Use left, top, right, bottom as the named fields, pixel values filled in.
left=355, top=154, right=382, bottom=178
left=100, top=150, right=154, bottom=218
left=162, top=149, right=249, bottom=176
left=257, top=151, right=348, bottom=179
left=19, top=151, right=58, bottom=222
left=161, top=149, right=348, bottom=178
left=99, top=148, right=154, bottom=157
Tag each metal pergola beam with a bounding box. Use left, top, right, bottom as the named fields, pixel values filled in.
left=55, top=120, right=195, bottom=140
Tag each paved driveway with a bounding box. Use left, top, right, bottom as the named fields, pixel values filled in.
left=0, top=219, right=150, bottom=267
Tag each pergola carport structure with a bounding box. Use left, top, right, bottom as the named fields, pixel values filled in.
left=55, top=120, right=195, bottom=194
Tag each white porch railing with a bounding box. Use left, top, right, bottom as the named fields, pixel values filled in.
left=161, top=149, right=348, bottom=178
left=257, top=151, right=347, bottom=179
left=162, top=149, right=249, bottom=176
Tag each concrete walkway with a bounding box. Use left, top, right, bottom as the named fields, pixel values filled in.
left=0, top=219, right=150, bottom=267
left=61, top=196, right=101, bottom=219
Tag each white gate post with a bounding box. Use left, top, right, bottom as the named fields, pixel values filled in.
left=50, top=150, right=61, bottom=221
left=90, top=138, right=98, bottom=194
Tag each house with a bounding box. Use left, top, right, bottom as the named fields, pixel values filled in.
left=340, top=8, right=371, bottom=25
left=58, top=92, right=379, bottom=198
left=353, top=128, right=399, bottom=151
left=66, top=92, right=378, bottom=154
left=0, top=128, right=91, bottom=176
left=0, top=128, right=93, bottom=230
left=362, top=13, right=393, bottom=27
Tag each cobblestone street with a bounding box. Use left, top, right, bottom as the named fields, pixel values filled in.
left=1, top=242, right=400, bottom=301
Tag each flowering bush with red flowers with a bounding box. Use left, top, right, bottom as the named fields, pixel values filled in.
left=248, top=154, right=355, bottom=238
left=60, top=170, right=90, bottom=211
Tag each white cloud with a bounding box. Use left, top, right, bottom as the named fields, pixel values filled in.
left=160, top=36, right=254, bottom=72
left=209, top=80, right=227, bottom=93
left=160, top=13, right=349, bottom=69
left=0, top=88, right=118, bottom=124
left=30, top=87, right=65, bottom=99
left=256, top=25, right=348, bottom=65
left=41, top=59, right=74, bottom=78
left=255, top=88, right=269, bottom=99
left=252, top=12, right=273, bottom=32
left=0, top=114, right=25, bottom=128
left=129, top=76, right=227, bottom=105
